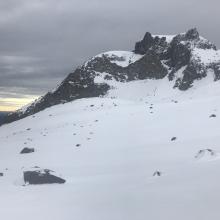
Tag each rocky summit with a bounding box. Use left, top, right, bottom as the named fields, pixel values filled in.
left=2, top=28, right=220, bottom=124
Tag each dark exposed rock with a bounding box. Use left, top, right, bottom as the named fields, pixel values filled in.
left=207, top=149, right=215, bottom=155
left=171, top=137, right=177, bottom=141
left=20, top=147, right=35, bottom=154
left=171, top=100, right=178, bottom=103
left=133, top=28, right=218, bottom=92
left=212, top=64, right=220, bottom=81
left=195, top=149, right=215, bottom=159
left=209, top=114, right=216, bottom=118
left=166, top=38, right=191, bottom=69
left=134, top=32, right=169, bottom=57
left=153, top=171, right=162, bottom=177
left=185, top=28, right=199, bottom=40
left=176, top=62, right=207, bottom=90
left=24, top=169, right=66, bottom=185
left=3, top=68, right=110, bottom=125
left=135, top=32, right=154, bottom=54
left=0, top=173, right=3, bottom=177
left=127, top=50, right=168, bottom=79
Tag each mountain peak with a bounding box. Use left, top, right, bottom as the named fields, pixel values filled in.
left=2, top=28, right=220, bottom=125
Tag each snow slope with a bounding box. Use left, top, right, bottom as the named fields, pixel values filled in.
left=0, top=78, right=220, bottom=220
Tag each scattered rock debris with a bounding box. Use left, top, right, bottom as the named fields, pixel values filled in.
left=195, top=149, right=216, bottom=159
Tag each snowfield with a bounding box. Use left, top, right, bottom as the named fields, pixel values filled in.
left=0, top=77, right=220, bottom=220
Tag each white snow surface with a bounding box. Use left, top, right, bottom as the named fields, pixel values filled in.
left=192, top=48, right=220, bottom=65
left=95, top=51, right=144, bottom=67
left=1, top=78, right=220, bottom=220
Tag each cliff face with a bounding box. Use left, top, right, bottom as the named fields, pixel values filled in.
left=2, top=28, right=220, bottom=125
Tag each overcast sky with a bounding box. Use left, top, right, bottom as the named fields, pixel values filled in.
left=0, top=0, right=219, bottom=110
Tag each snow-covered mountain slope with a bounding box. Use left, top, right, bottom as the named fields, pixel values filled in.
left=0, top=77, right=220, bottom=220
left=2, top=28, right=220, bottom=125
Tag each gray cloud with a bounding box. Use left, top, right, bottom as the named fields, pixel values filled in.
left=0, top=0, right=219, bottom=104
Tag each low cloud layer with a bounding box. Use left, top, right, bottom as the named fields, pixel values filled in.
left=0, top=0, right=219, bottom=109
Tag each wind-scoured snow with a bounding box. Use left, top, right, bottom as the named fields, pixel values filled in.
left=192, top=48, right=220, bottom=65
left=95, top=51, right=144, bottom=67
left=0, top=78, right=220, bottom=220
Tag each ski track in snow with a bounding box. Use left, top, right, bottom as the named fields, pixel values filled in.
left=0, top=78, right=220, bottom=220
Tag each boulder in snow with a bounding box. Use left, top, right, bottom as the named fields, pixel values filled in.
left=23, top=169, right=66, bottom=185
left=171, top=137, right=177, bottom=141
left=20, top=147, right=35, bottom=154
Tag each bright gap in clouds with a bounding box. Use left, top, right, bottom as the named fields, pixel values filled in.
left=0, top=96, right=38, bottom=111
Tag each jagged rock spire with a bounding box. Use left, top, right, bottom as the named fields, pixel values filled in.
left=134, top=32, right=154, bottom=55
left=134, top=32, right=167, bottom=55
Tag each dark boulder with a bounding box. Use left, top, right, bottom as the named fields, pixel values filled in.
left=20, top=147, right=35, bottom=154
left=171, top=137, right=177, bottom=141
left=24, top=169, right=66, bottom=185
